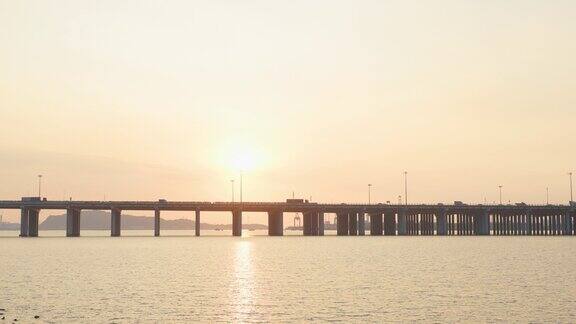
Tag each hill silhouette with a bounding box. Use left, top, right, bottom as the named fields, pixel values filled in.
left=38, top=210, right=267, bottom=230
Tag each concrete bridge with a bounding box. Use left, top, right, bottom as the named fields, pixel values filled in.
left=1, top=198, right=574, bottom=237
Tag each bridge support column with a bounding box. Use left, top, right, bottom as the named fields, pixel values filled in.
left=370, top=213, right=383, bottom=235
left=336, top=212, right=349, bottom=236
left=384, top=212, right=396, bottom=235
left=19, top=208, right=29, bottom=237
left=477, top=210, right=490, bottom=235
left=195, top=210, right=201, bottom=236
left=426, top=213, right=434, bottom=235
left=232, top=210, right=242, bottom=236
left=268, top=210, right=283, bottom=236
left=566, top=211, right=576, bottom=235
left=553, top=214, right=559, bottom=235
left=111, top=209, right=121, bottom=237
left=66, top=208, right=81, bottom=237
left=318, top=212, right=325, bottom=236
left=563, top=211, right=572, bottom=235
left=27, top=209, right=39, bottom=237
left=493, top=213, right=498, bottom=235
left=537, top=214, right=543, bottom=235
left=437, top=210, right=447, bottom=236
left=358, top=212, right=365, bottom=236
left=398, top=209, right=407, bottom=235
left=310, top=212, right=319, bottom=235
left=348, top=212, right=358, bottom=235
left=527, top=211, right=533, bottom=235
left=154, top=210, right=160, bottom=237
left=303, top=211, right=316, bottom=236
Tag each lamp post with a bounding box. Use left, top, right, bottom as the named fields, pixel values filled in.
left=231, top=179, right=235, bottom=203
left=546, top=187, right=549, bottom=205
left=498, top=185, right=503, bottom=205
left=569, top=172, right=573, bottom=203
left=38, top=174, right=42, bottom=198
left=403, top=171, right=408, bottom=206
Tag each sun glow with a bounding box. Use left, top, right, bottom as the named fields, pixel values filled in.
left=216, top=139, right=266, bottom=173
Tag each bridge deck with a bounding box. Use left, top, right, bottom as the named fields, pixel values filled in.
left=0, top=200, right=572, bottom=213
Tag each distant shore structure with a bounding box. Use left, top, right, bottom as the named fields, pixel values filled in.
left=1, top=197, right=575, bottom=237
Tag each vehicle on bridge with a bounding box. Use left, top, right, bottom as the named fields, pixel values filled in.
left=286, top=198, right=309, bottom=203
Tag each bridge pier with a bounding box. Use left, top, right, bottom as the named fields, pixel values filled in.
left=336, top=212, right=349, bottom=236
left=358, top=212, right=365, bottom=236
left=27, top=209, right=39, bottom=237
left=419, top=213, right=426, bottom=235
left=111, top=209, right=121, bottom=237
left=397, top=209, right=407, bottom=235
left=493, top=213, right=498, bottom=235
left=303, top=211, right=318, bottom=236
left=407, top=213, right=414, bottom=235
left=195, top=210, right=201, bottom=236
left=19, top=208, right=39, bottom=237
left=539, top=214, right=545, bottom=235
left=19, top=208, right=29, bottom=237
left=424, top=213, right=434, bottom=235
left=421, top=213, right=426, bottom=235
left=536, top=214, right=542, bottom=235
left=567, top=211, right=572, bottom=235
left=475, top=210, right=490, bottom=235
left=527, top=211, right=533, bottom=235
left=268, top=210, right=283, bottom=236
left=563, top=211, right=572, bottom=235
left=232, top=209, right=242, bottom=236
left=348, top=212, right=358, bottom=236
left=383, top=212, right=396, bottom=235
left=318, top=212, right=325, bottom=236
left=303, top=212, right=311, bottom=235
left=370, top=213, right=383, bottom=235
left=154, top=210, right=160, bottom=237
left=310, top=212, right=319, bottom=235
left=66, top=208, right=81, bottom=237
left=437, top=210, right=447, bottom=235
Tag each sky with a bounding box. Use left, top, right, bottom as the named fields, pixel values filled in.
left=1, top=0, right=575, bottom=223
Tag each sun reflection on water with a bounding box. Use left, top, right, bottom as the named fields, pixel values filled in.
left=232, top=240, right=254, bottom=322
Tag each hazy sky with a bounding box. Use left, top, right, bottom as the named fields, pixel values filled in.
left=1, top=1, right=575, bottom=222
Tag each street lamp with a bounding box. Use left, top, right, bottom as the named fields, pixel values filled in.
left=569, top=172, right=573, bottom=203
left=38, top=174, right=42, bottom=198
left=230, top=179, right=235, bottom=202
left=546, top=187, right=549, bottom=205
left=403, top=171, right=408, bottom=206
left=498, top=185, right=503, bottom=205
left=368, top=184, right=372, bottom=205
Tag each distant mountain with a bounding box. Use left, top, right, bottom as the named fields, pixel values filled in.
left=0, top=222, right=20, bottom=230
left=39, top=210, right=267, bottom=230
